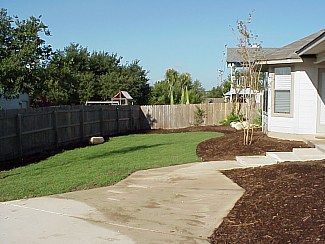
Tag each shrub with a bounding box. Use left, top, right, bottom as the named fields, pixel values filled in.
left=221, top=112, right=244, bottom=125
left=194, top=106, right=205, bottom=126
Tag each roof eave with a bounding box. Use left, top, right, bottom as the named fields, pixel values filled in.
left=296, top=34, right=325, bottom=55
left=258, top=58, right=303, bottom=65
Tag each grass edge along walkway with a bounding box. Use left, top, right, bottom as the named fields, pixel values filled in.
left=0, top=132, right=221, bottom=202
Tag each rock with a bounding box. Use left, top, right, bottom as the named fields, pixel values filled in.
left=89, top=137, right=104, bottom=145
left=242, top=121, right=249, bottom=129
left=234, top=122, right=243, bottom=130
left=230, top=122, right=237, bottom=128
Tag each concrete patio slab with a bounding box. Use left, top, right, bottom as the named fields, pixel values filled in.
left=0, top=161, right=244, bottom=244
left=1, top=198, right=132, bottom=243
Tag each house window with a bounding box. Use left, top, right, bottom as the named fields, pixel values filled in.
left=274, top=67, right=292, bottom=114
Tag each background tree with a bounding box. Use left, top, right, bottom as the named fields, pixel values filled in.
left=149, top=80, right=170, bottom=105
left=44, top=43, right=94, bottom=105
left=207, top=76, right=231, bottom=98
left=188, top=79, right=205, bottom=104
left=0, top=8, right=52, bottom=98
left=45, top=44, right=150, bottom=105
left=119, top=60, right=150, bottom=105
left=150, top=69, right=205, bottom=105
left=96, top=59, right=150, bottom=105
left=90, top=51, right=122, bottom=100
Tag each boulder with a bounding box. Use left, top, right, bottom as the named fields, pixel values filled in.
left=89, top=136, right=104, bottom=145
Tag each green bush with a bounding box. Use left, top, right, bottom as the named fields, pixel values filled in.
left=194, top=106, right=205, bottom=126
left=221, top=112, right=243, bottom=125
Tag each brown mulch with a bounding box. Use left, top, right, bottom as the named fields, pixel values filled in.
left=196, top=126, right=310, bottom=161
left=149, top=126, right=324, bottom=243
left=209, top=161, right=325, bottom=243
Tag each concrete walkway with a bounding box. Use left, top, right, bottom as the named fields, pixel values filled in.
left=236, top=139, right=325, bottom=167
left=1, top=161, right=244, bottom=244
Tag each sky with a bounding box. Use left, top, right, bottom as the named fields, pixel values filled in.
left=2, top=0, right=325, bottom=90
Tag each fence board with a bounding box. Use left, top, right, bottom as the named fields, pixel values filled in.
left=0, top=103, right=259, bottom=165
left=140, top=103, right=259, bottom=129
left=0, top=105, right=141, bottom=164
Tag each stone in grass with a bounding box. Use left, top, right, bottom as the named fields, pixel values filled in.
left=89, top=136, right=105, bottom=145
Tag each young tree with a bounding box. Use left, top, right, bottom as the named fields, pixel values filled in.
left=235, top=14, right=263, bottom=145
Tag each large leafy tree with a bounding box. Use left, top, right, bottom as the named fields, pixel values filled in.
left=0, top=9, right=150, bottom=106
left=44, top=43, right=94, bottom=104
left=45, top=44, right=150, bottom=105
left=118, top=60, right=150, bottom=105
left=0, top=8, right=52, bottom=98
left=149, top=80, right=170, bottom=105
left=93, top=56, right=149, bottom=104
left=89, top=51, right=121, bottom=100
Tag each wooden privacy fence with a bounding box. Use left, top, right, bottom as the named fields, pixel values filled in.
left=0, top=105, right=141, bottom=163
left=140, top=103, right=259, bottom=129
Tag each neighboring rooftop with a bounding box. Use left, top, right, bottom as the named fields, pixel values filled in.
left=112, top=91, right=133, bottom=105
left=227, top=48, right=277, bottom=65
left=112, top=91, right=133, bottom=100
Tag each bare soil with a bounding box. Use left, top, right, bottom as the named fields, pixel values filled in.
left=150, top=126, right=325, bottom=243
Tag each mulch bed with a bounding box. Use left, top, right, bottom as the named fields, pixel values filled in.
left=196, top=126, right=310, bottom=161
left=149, top=126, right=324, bottom=243
left=209, top=161, right=325, bottom=243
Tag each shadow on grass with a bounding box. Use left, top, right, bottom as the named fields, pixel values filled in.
left=85, top=143, right=166, bottom=160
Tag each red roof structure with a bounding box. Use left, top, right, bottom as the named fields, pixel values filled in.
left=112, top=91, right=133, bottom=105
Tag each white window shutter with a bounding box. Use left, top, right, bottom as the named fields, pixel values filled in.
left=275, top=75, right=291, bottom=90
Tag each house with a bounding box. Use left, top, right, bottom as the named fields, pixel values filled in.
left=224, top=87, right=262, bottom=104
left=261, top=29, right=325, bottom=139
left=203, top=97, right=225, bottom=103
left=111, top=91, right=133, bottom=105
left=226, top=48, right=276, bottom=104
left=0, top=93, right=29, bottom=110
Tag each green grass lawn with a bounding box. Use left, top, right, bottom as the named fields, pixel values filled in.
left=0, top=131, right=221, bottom=201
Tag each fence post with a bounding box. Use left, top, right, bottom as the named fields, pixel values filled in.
left=16, top=114, right=22, bottom=158
left=53, top=110, right=58, bottom=147
left=224, top=102, right=227, bottom=120
left=100, top=107, right=104, bottom=136
left=116, top=106, right=119, bottom=134
left=130, top=106, right=133, bottom=132
left=80, top=106, right=84, bottom=141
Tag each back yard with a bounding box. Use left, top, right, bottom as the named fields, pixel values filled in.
left=1, top=126, right=324, bottom=242
left=0, top=132, right=220, bottom=201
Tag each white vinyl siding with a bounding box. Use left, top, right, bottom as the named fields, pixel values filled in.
left=274, top=67, right=292, bottom=114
